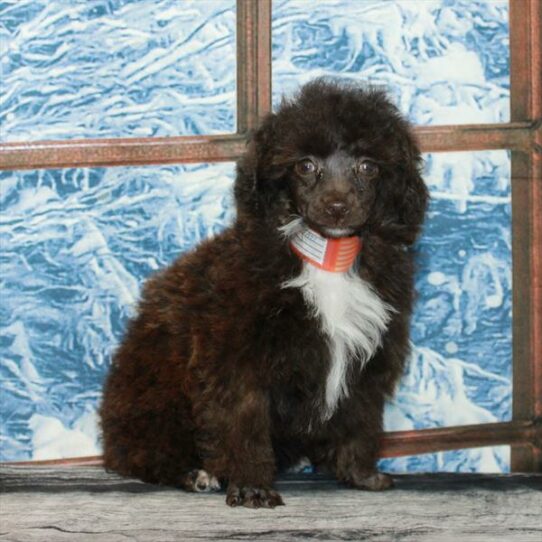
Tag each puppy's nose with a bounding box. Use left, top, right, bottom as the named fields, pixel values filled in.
left=324, top=200, right=349, bottom=219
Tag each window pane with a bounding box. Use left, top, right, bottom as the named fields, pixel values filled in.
left=384, top=150, right=512, bottom=473
left=0, top=163, right=235, bottom=460
left=272, top=0, right=510, bottom=124
left=1, top=152, right=512, bottom=472
left=1, top=1, right=236, bottom=141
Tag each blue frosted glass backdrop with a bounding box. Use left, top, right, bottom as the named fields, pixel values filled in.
left=272, top=0, right=510, bottom=124
left=0, top=0, right=511, bottom=472
left=0, top=0, right=236, bottom=141
left=381, top=150, right=511, bottom=474
left=0, top=151, right=512, bottom=472
left=1, top=164, right=235, bottom=460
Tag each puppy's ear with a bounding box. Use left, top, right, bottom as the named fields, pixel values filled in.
left=396, top=136, right=428, bottom=241
left=235, top=113, right=291, bottom=214
left=252, top=114, right=290, bottom=185
left=234, top=138, right=260, bottom=215
left=372, top=132, right=428, bottom=245
left=240, top=139, right=259, bottom=192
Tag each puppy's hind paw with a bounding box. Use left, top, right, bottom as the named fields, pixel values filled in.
left=182, top=469, right=221, bottom=493
left=226, top=484, right=284, bottom=509
left=346, top=472, right=394, bottom=491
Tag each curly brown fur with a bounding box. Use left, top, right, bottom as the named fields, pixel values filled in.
left=100, top=79, right=428, bottom=508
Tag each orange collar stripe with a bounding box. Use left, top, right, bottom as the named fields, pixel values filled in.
left=290, top=228, right=362, bottom=272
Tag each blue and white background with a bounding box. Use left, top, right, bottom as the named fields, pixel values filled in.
left=0, top=0, right=511, bottom=472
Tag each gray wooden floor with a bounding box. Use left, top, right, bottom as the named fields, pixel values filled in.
left=1, top=466, right=541, bottom=542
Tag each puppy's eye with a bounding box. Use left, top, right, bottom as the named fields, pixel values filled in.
left=295, top=159, right=316, bottom=177
left=358, top=160, right=379, bottom=179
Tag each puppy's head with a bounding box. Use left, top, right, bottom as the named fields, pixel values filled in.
left=235, top=79, right=428, bottom=244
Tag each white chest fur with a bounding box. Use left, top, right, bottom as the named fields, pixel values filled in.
left=283, top=264, right=393, bottom=420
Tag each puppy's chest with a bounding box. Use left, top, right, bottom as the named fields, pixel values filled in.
left=282, top=264, right=392, bottom=420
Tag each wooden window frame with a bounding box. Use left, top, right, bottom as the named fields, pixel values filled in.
left=1, top=0, right=540, bottom=471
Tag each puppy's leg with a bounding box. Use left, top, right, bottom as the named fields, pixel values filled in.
left=334, top=437, right=393, bottom=490
left=327, top=394, right=393, bottom=491
left=196, top=389, right=284, bottom=508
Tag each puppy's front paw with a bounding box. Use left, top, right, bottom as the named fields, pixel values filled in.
left=182, top=469, right=221, bottom=493
left=226, top=484, right=284, bottom=508
left=346, top=471, right=394, bottom=491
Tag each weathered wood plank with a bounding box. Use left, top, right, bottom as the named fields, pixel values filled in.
left=1, top=467, right=541, bottom=542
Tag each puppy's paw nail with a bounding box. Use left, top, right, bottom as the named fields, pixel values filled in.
left=226, top=491, right=242, bottom=507
left=226, top=485, right=284, bottom=508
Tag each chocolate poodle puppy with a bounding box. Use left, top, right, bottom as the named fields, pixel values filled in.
left=100, top=79, right=428, bottom=508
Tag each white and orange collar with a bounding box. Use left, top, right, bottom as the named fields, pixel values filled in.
left=290, top=227, right=362, bottom=273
